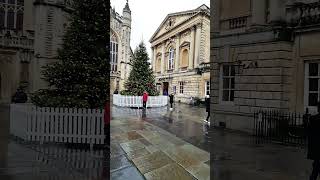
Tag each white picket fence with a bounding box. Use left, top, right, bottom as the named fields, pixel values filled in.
left=113, top=94, right=168, bottom=108
left=10, top=104, right=105, bottom=146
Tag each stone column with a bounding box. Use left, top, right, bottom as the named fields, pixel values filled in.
left=194, top=23, right=202, bottom=68
left=188, top=26, right=195, bottom=70
left=153, top=47, right=157, bottom=73
left=252, top=0, right=266, bottom=25
left=161, top=43, right=165, bottom=74
left=175, top=34, right=180, bottom=72
left=151, top=47, right=155, bottom=72
left=212, top=0, right=220, bottom=33
left=269, top=0, right=285, bottom=23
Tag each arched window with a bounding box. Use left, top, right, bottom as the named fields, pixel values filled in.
left=181, top=49, right=189, bottom=68
left=0, top=8, right=4, bottom=28
left=7, top=10, right=14, bottom=29
left=110, top=32, right=118, bottom=72
left=168, top=47, right=174, bottom=70
left=16, top=10, right=23, bottom=31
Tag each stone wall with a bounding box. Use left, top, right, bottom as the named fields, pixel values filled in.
left=211, top=40, right=294, bottom=132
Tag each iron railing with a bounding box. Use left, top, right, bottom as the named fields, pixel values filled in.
left=253, top=109, right=310, bottom=146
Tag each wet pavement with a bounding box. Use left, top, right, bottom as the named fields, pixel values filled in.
left=0, top=104, right=108, bottom=180
left=210, top=129, right=312, bottom=180
left=111, top=104, right=210, bottom=180
left=112, top=103, right=314, bottom=180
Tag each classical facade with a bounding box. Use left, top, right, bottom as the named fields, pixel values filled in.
left=150, top=5, right=210, bottom=103
left=110, top=1, right=133, bottom=94
left=0, top=0, right=72, bottom=103
left=211, top=0, right=320, bottom=132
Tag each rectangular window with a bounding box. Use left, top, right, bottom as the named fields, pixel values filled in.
left=179, top=81, right=184, bottom=94
left=306, top=63, right=320, bottom=108
left=221, top=65, right=235, bottom=102
left=205, top=81, right=210, bottom=96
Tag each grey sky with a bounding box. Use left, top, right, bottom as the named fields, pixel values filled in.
left=110, top=0, right=210, bottom=57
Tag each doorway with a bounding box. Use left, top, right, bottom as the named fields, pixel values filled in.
left=163, top=82, right=169, bottom=96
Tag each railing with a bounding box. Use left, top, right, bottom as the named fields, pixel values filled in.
left=113, top=94, right=168, bottom=108
left=0, top=35, right=34, bottom=50
left=253, top=109, right=308, bottom=146
left=10, top=104, right=105, bottom=146
left=287, top=2, right=320, bottom=27
left=229, top=16, right=248, bottom=29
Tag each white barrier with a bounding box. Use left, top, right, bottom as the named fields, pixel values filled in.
left=112, top=94, right=168, bottom=108
left=10, top=104, right=105, bottom=145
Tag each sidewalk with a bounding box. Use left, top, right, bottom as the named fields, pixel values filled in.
left=110, top=116, right=210, bottom=180
left=210, top=128, right=312, bottom=180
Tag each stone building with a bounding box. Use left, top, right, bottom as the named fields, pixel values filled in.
left=0, top=0, right=72, bottom=103
left=110, top=1, right=133, bottom=94
left=211, top=0, right=320, bottom=132
left=150, top=4, right=210, bottom=103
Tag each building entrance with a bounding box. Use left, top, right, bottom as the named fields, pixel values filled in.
left=163, top=82, right=169, bottom=96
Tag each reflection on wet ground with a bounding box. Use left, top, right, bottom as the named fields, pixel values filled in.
left=0, top=104, right=108, bottom=180
left=210, top=129, right=312, bottom=180
left=111, top=104, right=210, bottom=180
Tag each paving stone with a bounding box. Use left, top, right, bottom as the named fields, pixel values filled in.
left=120, top=140, right=146, bottom=153
left=110, top=155, right=132, bottom=171
left=132, top=151, right=174, bottom=174
left=111, top=166, right=145, bottom=180
left=126, top=148, right=151, bottom=160
left=185, top=163, right=210, bottom=180
left=144, top=163, right=195, bottom=180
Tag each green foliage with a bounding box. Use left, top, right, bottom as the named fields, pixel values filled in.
left=123, top=42, right=159, bottom=96
left=32, top=0, right=110, bottom=109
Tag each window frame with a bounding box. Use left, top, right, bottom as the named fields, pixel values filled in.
left=304, top=62, right=320, bottom=114
left=168, top=47, right=174, bottom=70
left=179, top=81, right=184, bottom=94
left=205, top=80, right=210, bottom=96
left=219, top=64, right=235, bottom=105
left=110, top=33, right=118, bottom=72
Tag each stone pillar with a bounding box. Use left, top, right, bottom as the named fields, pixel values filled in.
left=188, top=26, right=195, bottom=70
left=194, top=23, right=202, bottom=68
left=153, top=47, right=157, bottom=73
left=269, top=0, right=285, bottom=23
left=161, top=43, right=165, bottom=74
left=212, top=0, right=220, bottom=33
left=175, top=34, right=180, bottom=72
left=252, top=0, right=266, bottom=25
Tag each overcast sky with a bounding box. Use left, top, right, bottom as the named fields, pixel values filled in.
left=110, top=0, right=210, bottom=57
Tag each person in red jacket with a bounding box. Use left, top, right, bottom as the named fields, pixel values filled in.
left=142, top=91, right=148, bottom=109
left=104, top=101, right=110, bottom=146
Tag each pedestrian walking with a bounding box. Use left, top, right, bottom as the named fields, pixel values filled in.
left=169, top=93, right=174, bottom=111
left=307, top=102, right=320, bottom=180
left=142, top=91, right=148, bottom=109
left=205, top=95, right=210, bottom=125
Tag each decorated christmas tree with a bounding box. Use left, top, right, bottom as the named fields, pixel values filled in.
left=121, top=42, right=159, bottom=96
left=31, top=0, right=109, bottom=109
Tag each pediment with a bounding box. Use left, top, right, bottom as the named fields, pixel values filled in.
left=150, top=4, right=210, bottom=42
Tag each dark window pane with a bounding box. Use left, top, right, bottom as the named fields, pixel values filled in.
left=230, top=90, right=235, bottom=101
left=17, top=0, right=23, bottom=6
left=223, top=78, right=230, bottom=89
left=7, top=10, right=14, bottom=29
left=231, top=66, right=235, bottom=76
left=309, top=93, right=318, bottom=106
left=223, top=65, right=229, bottom=76
left=8, top=0, right=15, bottom=4
left=16, top=11, right=23, bottom=30
left=231, top=78, right=235, bottom=89
left=309, top=78, right=318, bottom=91
left=223, top=90, right=229, bottom=101
left=0, top=9, right=4, bottom=28
left=309, top=63, right=318, bottom=76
